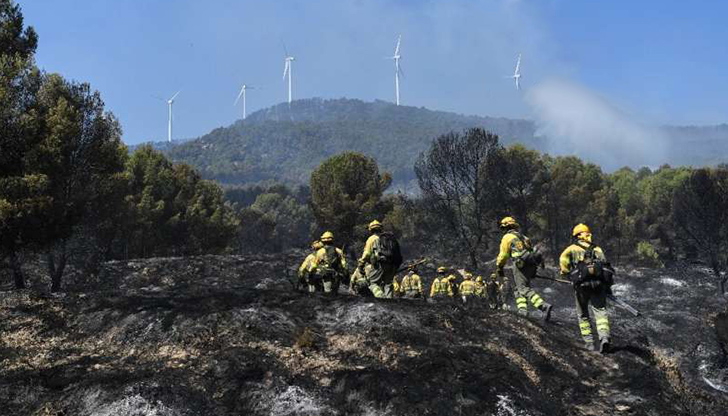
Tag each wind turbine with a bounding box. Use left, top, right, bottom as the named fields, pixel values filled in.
left=166, top=91, right=180, bottom=143
left=234, top=84, right=255, bottom=120
left=511, top=53, right=522, bottom=91
left=390, top=35, right=404, bottom=106
left=282, top=44, right=295, bottom=104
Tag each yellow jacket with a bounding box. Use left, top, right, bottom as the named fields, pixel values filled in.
left=459, top=280, right=477, bottom=296
left=496, top=230, right=532, bottom=271
left=401, top=273, right=424, bottom=295
left=309, top=245, right=348, bottom=274
left=359, top=233, right=380, bottom=266
left=430, top=276, right=454, bottom=297
left=474, top=281, right=485, bottom=297
left=298, top=253, right=317, bottom=278
left=559, top=241, right=606, bottom=275
left=393, top=278, right=401, bottom=293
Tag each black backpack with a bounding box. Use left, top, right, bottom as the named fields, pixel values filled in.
left=576, top=244, right=614, bottom=287
left=318, top=246, right=343, bottom=278
left=377, top=232, right=403, bottom=269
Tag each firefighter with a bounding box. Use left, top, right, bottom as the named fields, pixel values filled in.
left=357, top=220, right=401, bottom=298
left=560, top=224, right=614, bottom=353
left=496, top=217, right=552, bottom=320
left=430, top=266, right=454, bottom=299
left=309, top=231, right=347, bottom=294
left=298, top=240, right=323, bottom=292
left=459, top=272, right=477, bottom=304
left=400, top=265, right=425, bottom=298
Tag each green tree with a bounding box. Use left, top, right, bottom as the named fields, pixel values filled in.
left=310, top=152, right=391, bottom=249
left=29, top=74, right=127, bottom=291
left=0, top=0, right=45, bottom=288
left=672, top=168, right=728, bottom=295
left=637, top=165, right=691, bottom=259
left=541, top=156, right=604, bottom=260
left=123, top=146, right=238, bottom=258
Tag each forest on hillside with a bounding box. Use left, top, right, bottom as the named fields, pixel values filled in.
left=161, top=98, right=728, bottom=190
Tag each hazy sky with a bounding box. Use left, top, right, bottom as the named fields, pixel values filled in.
left=21, top=0, right=728, bottom=145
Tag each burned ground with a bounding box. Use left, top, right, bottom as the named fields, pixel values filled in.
left=1, top=254, right=727, bottom=415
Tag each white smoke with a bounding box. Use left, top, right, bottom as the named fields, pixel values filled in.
left=526, top=79, right=667, bottom=171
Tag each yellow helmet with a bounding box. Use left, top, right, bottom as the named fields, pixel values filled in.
left=437, top=266, right=447, bottom=273
left=490, top=273, right=498, bottom=281
left=476, top=276, right=483, bottom=283
left=500, top=216, right=519, bottom=229
left=464, top=272, right=473, bottom=280
left=368, top=220, right=382, bottom=231
left=311, top=240, right=323, bottom=250
left=572, top=223, right=591, bottom=237
left=321, top=231, right=334, bottom=243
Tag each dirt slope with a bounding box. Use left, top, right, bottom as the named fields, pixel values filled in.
left=1, top=254, right=727, bottom=415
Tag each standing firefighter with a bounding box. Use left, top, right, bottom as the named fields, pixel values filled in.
left=496, top=216, right=553, bottom=320
left=486, top=273, right=501, bottom=310
left=459, top=272, right=477, bottom=304
left=298, top=240, right=324, bottom=291
left=430, top=266, right=454, bottom=299
left=474, top=275, right=486, bottom=298
left=560, top=224, right=615, bottom=353
left=357, top=220, right=403, bottom=298
left=309, top=231, right=347, bottom=294
left=400, top=265, right=425, bottom=299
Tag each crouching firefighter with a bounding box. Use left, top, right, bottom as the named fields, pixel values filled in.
left=309, top=231, right=347, bottom=295
left=298, top=240, right=324, bottom=291
left=357, top=220, right=403, bottom=298
left=496, top=217, right=552, bottom=320
left=559, top=223, right=615, bottom=353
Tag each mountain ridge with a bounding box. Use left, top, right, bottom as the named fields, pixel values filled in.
left=141, top=98, right=728, bottom=188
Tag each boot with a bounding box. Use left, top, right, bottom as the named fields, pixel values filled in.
left=599, top=338, right=611, bottom=354
left=540, top=303, right=553, bottom=322
left=517, top=308, right=528, bottom=317
left=584, top=341, right=596, bottom=352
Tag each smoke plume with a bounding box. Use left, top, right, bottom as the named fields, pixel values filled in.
left=526, top=79, right=667, bottom=171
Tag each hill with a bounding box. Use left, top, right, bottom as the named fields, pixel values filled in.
left=1, top=255, right=727, bottom=415
left=164, top=99, right=539, bottom=189
left=159, top=98, right=728, bottom=189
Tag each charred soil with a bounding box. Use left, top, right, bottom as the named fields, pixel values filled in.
left=1, top=254, right=727, bottom=415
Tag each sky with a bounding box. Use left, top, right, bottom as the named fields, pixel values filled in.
left=20, top=0, right=728, bottom=145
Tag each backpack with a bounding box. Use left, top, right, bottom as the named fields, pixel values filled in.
left=576, top=244, right=614, bottom=288
left=512, top=231, right=543, bottom=269
left=377, top=232, right=403, bottom=269
left=317, top=246, right=343, bottom=278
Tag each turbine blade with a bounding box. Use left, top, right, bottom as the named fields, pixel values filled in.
left=394, top=34, right=401, bottom=56
left=234, top=86, right=244, bottom=106
left=282, top=41, right=289, bottom=57
left=397, top=62, right=405, bottom=78
left=170, top=90, right=181, bottom=101
left=283, top=62, right=289, bottom=80
left=515, top=54, right=521, bottom=75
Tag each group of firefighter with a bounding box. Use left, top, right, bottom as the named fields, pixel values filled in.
left=298, top=216, right=616, bottom=353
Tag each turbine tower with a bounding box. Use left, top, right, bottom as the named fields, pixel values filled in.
left=166, top=91, right=180, bottom=143
left=234, top=84, right=254, bottom=120
left=282, top=45, right=295, bottom=104
left=390, top=35, right=403, bottom=106
left=511, top=53, right=522, bottom=90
